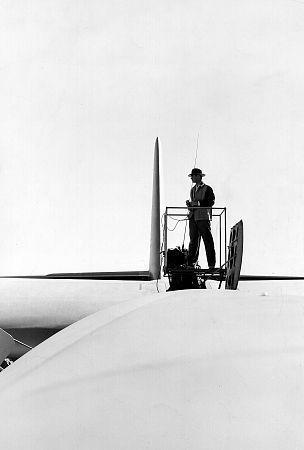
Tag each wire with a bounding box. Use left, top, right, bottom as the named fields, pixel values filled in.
left=194, top=132, right=199, bottom=168
left=162, top=212, right=188, bottom=232
left=160, top=212, right=166, bottom=229
left=168, top=216, right=186, bottom=221
left=156, top=243, right=164, bottom=293
left=14, top=339, right=33, bottom=350
left=166, top=218, right=187, bottom=232
left=182, top=219, right=188, bottom=249
left=188, top=131, right=200, bottom=194
left=161, top=213, right=188, bottom=225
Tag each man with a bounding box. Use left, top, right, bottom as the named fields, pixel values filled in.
left=186, top=168, right=216, bottom=269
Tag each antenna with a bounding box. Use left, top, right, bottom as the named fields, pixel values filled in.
left=189, top=132, right=200, bottom=190
left=193, top=132, right=200, bottom=168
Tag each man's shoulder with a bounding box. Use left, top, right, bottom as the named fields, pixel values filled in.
left=204, top=184, right=213, bottom=191
left=205, top=185, right=215, bottom=197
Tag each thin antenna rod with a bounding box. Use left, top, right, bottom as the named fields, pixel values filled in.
left=194, top=132, right=200, bottom=167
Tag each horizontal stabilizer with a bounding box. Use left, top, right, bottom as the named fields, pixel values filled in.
left=1, top=271, right=152, bottom=281
left=240, top=275, right=304, bottom=281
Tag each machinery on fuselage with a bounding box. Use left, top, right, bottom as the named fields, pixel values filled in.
left=163, top=206, right=243, bottom=291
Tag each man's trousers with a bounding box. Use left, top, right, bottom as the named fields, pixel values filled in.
left=188, top=219, right=216, bottom=267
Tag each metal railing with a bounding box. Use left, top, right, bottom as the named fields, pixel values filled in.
left=163, top=207, right=227, bottom=274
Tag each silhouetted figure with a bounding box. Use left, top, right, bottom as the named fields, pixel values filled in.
left=186, top=168, right=216, bottom=268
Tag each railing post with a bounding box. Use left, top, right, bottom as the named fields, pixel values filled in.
left=163, top=208, right=168, bottom=274
left=219, top=211, right=222, bottom=268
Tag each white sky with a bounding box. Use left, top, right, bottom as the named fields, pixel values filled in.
left=1, top=0, right=304, bottom=275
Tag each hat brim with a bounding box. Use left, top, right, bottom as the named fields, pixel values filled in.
left=188, top=173, right=206, bottom=177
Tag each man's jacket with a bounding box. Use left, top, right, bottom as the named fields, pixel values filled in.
left=188, top=184, right=215, bottom=221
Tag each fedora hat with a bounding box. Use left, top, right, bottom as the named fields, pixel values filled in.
left=188, top=168, right=206, bottom=177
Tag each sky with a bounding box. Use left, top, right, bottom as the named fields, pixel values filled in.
left=1, top=0, right=304, bottom=275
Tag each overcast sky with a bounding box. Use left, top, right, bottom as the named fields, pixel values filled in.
left=1, top=0, right=304, bottom=275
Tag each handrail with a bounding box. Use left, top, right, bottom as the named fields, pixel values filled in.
left=163, top=207, right=227, bottom=273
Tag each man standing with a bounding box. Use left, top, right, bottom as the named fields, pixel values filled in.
left=186, top=168, right=216, bottom=269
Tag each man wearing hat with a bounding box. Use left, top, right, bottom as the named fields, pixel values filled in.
left=186, top=168, right=216, bottom=269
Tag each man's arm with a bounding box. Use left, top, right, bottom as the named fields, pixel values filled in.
left=186, top=186, right=195, bottom=207
left=204, top=186, right=215, bottom=207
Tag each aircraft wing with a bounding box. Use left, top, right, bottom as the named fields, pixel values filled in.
left=0, top=289, right=304, bottom=448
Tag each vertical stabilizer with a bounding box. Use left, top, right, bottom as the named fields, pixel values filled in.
left=149, top=138, right=161, bottom=280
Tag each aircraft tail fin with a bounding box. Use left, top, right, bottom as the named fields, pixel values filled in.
left=149, top=137, right=161, bottom=280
